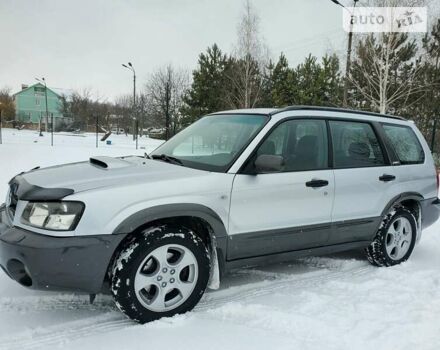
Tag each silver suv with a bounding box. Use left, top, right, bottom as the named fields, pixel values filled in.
left=1, top=106, right=439, bottom=323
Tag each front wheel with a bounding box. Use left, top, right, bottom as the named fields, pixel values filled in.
left=111, top=225, right=210, bottom=323
left=366, top=207, right=417, bottom=267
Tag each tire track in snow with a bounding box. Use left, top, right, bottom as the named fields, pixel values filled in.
left=0, top=260, right=372, bottom=350
left=196, top=262, right=370, bottom=311
left=0, top=314, right=132, bottom=350
left=0, top=295, right=116, bottom=312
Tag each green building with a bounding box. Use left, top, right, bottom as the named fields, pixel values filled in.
left=13, top=83, right=71, bottom=128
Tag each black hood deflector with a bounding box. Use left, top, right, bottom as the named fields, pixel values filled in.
left=9, top=175, right=74, bottom=201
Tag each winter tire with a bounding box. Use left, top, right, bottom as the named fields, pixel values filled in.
left=366, top=207, right=417, bottom=267
left=111, top=224, right=211, bottom=323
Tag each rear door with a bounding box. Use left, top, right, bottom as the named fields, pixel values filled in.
left=228, top=118, right=335, bottom=260
left=329, top=119, right=398, bottom=244
left=380, top=122, right=435, bottom=195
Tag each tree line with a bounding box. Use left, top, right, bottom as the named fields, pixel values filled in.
left=2, top=0, right=439, bottom=150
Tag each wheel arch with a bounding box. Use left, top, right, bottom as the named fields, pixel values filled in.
left=108, top=203, right=228, bottom=289
left=380, top=192, right=423, bottom=241
left=381, top=192, right=423, bottom=217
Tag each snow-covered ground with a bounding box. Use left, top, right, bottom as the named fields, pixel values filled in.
left=0, top=128, right=439, bottom=350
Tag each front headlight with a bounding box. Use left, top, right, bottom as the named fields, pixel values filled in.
left=21, top=201, right=85, bottom=231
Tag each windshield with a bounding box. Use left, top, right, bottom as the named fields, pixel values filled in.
left=150, top=114, right=268, bottom=172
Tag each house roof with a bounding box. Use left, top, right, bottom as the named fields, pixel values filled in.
left=13, top=83, right=70, bottom=98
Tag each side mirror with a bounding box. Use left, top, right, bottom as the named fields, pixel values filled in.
left=254, top=154, right=284, bottom=173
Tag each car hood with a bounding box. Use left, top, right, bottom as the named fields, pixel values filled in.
left=16, top=156, right=206, bottom=197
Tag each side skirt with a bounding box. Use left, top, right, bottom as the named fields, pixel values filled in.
left=224, top=241, right=371, bottom=272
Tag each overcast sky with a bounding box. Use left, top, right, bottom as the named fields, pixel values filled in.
left=1, top=0, right=357, bottom=101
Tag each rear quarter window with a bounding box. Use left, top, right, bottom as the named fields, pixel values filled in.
left=382, top=124, right=425, bottom=164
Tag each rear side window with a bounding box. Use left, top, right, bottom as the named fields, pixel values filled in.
left=329, top=121, right=385, bottom=168
left=382, top=124, right=425, bottom=164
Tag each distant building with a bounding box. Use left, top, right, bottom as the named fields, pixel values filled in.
left=13, top=83, right=72, bottom=128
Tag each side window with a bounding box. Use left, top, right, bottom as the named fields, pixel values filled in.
left=329, top=121, right=385, bottom=168
left=255, top=119, right=328, bottom=172
left=257, top=122, right=287, bottom=157
left=382, top=124, right=424, bottom=164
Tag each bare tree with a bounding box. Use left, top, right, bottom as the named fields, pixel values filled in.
left=349, top=1, right=429, bottom=114
left=145, top=65, right=189, bottom=139
left=113, top=94, right=135, bottom=134
left=62, top=88, right=113, bottom=131
left=350, top=34, right=426, bottom=114
left=0, top=87, right=16, bottom=121
left=227, top=0, right=269, bottom=109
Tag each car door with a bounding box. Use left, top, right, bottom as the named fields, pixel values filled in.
left=228, top=118, right=335, bottom=260
left=328, top=119, right=398, bottom=244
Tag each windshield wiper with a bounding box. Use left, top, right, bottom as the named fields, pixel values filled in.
left=151, top=154, right=184, bottom=166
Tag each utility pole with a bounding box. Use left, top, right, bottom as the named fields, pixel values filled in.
left=330, top=0, right=359, bottom=107
left=35, top=77, right=49, bottom=133
left=165, top=81, right=170, bottom=140
left=135, top=119, right=139, bottom=150
left=431, top=119, right=437, bottom=152
left=0, top=106, right=3, bottom=145
left=51, top=113, right=54, bottom=146
left=96, top=114, right=99, bottom=148
left=39, top=113, right=43, bottom=137
left=122, top=62, right=137, bottom=142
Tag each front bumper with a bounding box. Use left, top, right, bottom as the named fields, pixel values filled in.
left=0, top=205, right=126, bottom=294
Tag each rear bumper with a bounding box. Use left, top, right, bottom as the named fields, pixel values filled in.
left=421, top=197, right=440, bottom=230
left=0, top=205, right=126, bottom=294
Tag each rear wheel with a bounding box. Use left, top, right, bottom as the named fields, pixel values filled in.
left=111, top=225, right=210, bottom=323
left=366, top=207, right=417, bottom=267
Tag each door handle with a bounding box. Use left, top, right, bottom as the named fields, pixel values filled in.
left=305, top=179, right=329, bottom=188
left=379, top=174, right=396, bottom=182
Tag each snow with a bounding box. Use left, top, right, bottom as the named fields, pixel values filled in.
left=0, top=128, right=439, bottom=350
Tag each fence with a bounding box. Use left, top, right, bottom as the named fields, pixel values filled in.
left=0, top=112, right=157, bottom=150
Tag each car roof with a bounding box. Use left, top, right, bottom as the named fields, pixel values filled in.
left=212, top=108, right=279, bottom=115
left=212, top=106, right=406, bottom=121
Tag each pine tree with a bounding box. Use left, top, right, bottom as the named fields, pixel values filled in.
left=412, top=19, right=440, bottom=150
left=295, top=54, right=324, bottom=105
left=257, top=60, right=275, bottom=107
left=320, top=54, right=343, bottom=106
left=271, top=53, right=296, bottom=107
left=181, top=44, right=230, bottom=125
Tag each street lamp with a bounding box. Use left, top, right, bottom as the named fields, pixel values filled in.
left=330, top=0, right=359, bottom=107
left=35, top=77, right=49, bottom=138
left=122, top=62, right=138, bottom=147
left=0, top=102, right=3, bottom=145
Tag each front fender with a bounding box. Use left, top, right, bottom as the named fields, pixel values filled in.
left=112, top=203, right=228, bottom=240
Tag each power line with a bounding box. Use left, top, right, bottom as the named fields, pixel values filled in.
left=272, top=28, right=344, bottom=52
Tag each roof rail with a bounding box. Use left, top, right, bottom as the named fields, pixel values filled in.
left=270, top=106, right=406, bottom=121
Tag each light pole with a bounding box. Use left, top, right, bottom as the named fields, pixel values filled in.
left=35, top=77, right=49, bottom=136
left=122, top=62, right=137, bottom=147
left=0, top=103, right=3, bottom=145
left=330, top=0, right=359, bottom=107
left=431, top=119, right=437, bottom=152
